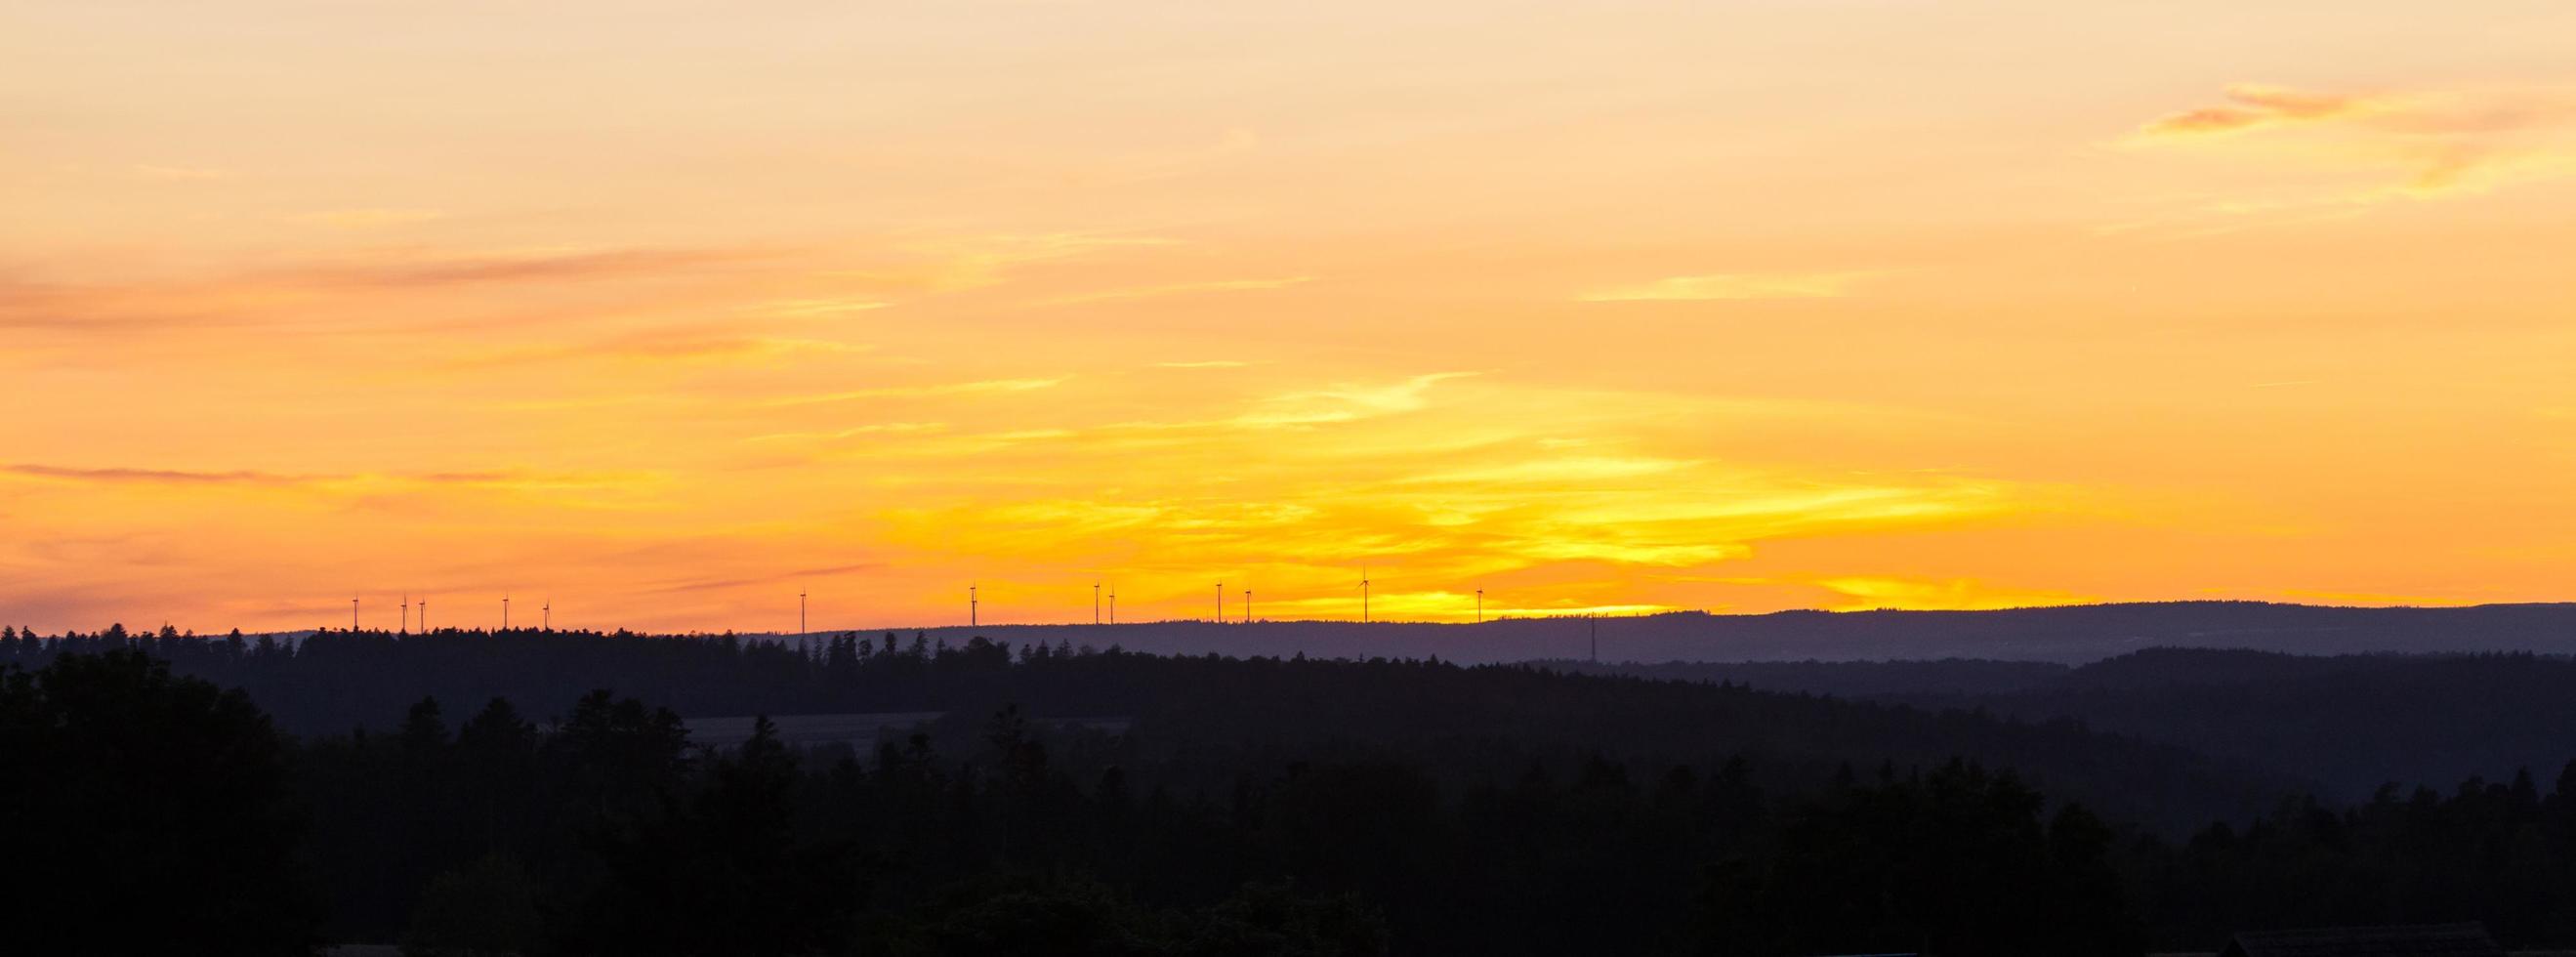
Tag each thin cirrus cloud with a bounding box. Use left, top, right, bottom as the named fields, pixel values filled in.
left=299, top=208, right=447, bottom=229
left=1580, top=271, right=1882, bottom=303
left=2139, top=85, right=2376, bottom=138
left=2, top=464, right=640, bottom=492
left=2128, top=83, right=2576, bottom=203
left=757, top=376, right=1069, bottom=408
left=454, top=324, right=873, bottom=368
left=1038, top=275, right=1314, bottom=307
left=305, top=245, right=767, bottom=289
left=3, top=464, right=307, bottom=485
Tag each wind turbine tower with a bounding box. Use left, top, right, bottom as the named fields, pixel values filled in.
left=401, top=593, right=409, bottom=634
left=970, top=584, right=978, bottom=628
left=1243, top=588, right=1252, bottom=624
left=543, top=599, right=552, bottom=632
left=1215, top=583, right=1224, bottom=623
left=503, top=595, right=511, bottom=631
left=1361, top=568, right=1371, bottom=623
left=1094, top=582, right=1101, bottom=625
left=352, top=595, right=359, bottom=633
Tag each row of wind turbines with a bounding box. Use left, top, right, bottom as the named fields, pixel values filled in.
left=345, top=570, right=1543, bottom=638
left=347, top=593, right=549, bottom=634
left=955, top=569, right=1491, bottom=629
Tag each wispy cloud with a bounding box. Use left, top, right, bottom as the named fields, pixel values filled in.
left=1580, top=271, right=1880, bottom=303
left=1040, top=275, right=1313, bottom=307
left=300, top=208, right=446, bottom=229
left=1232, top=372, right=1476, bottom=427
left=4, top=464, right=305, bottom=485
left=309, top=245, right=764, bottom=289
left=3, top=464, right=641, bottom=492
left=129, top=163, right=229, bottom=181
left=817, top=233, right=1182, bottom=296
left=1158, top=360, right=1253, bottom=369
left=2140, top=85, right=2376, bottom=138
left=461, top=327, right=870, bottom=368
left=744, top=422, right=949, bottom=443
left=1402, top=456, right=1695, bottom=485
left=760, top=376, right=1067, bottom=408
left=2122, top=84, right=2576, bottom=232
left=643, top=562, right=883, bottom=595
left=753, top=297, right=894, bottom=317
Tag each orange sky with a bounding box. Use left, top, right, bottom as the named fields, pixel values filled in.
left=4, top=1, right=2574, bottom=634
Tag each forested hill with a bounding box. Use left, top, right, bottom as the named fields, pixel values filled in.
left=873, top=601, right=2576, bottom=663
left=68, top=601, right=2576, bottom=665
left=1572, top=648, right=2576, bottom=803
left=0, top=626, right=2285, bottom=832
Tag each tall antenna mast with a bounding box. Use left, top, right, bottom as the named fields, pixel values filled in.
left=1361, top=567, right=1370, bottom=623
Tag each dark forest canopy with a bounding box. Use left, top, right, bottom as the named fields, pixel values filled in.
left=1568, top=648, right=2576, bottom=802
left=15, top=627, right=2576, bottom=955
left=0, top=623, right=2284, bottom=831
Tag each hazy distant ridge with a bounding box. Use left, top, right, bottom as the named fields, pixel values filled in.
left=854, top=601, right=2576, bottom=665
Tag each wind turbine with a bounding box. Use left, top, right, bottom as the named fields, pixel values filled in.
left=502, top=594, right=511, bottom=631
left=1361, top=567, right=1370, bottom=623
left=400, top=593, right=409, bottom=634
left=352, top=595, right=359, bottom=633
left=1475, top=588, right=1483, bottom=623
left=1093, top=582, right=1101, bottom=625
left=542, top=599, right=552, bottom=632
left=970, top=584, right=978, bottom=628
left=1216, top=582, right=1225, bottom=623
left=1243, top=588, right=1252, bottom=624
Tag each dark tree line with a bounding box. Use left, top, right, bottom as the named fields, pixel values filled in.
left=0, top=625, right=2284, bottom=831
left=18, top=632, right=2576, bottom=954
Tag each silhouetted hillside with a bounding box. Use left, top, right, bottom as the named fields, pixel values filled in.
left=756, top=601, right=2576, bottom=665
left=0, top=626, right=2286, bottom=832
left=1578, top=647, right=2576, bottom=802
left=1935, top=650, right=2576, bottom=800
left=1543, top=657, right=2070, bottom=696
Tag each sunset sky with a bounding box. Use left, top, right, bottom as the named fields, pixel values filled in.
left=5, top=1, right=2575, bottom=634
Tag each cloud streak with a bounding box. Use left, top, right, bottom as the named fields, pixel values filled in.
left=1040, top=276, right=1314, bottom=307
left=759, top=376, right=1068, bottom=408
left=2140, top=85, right=2374, bottom=138
left=1581, top=271, right=1880, bottom=303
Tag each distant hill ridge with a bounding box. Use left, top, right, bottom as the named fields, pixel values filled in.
left=727, top=600, right=2576, bottom=666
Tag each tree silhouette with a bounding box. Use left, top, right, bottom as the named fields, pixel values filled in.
left=0, top=650, right=317, bottom=955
